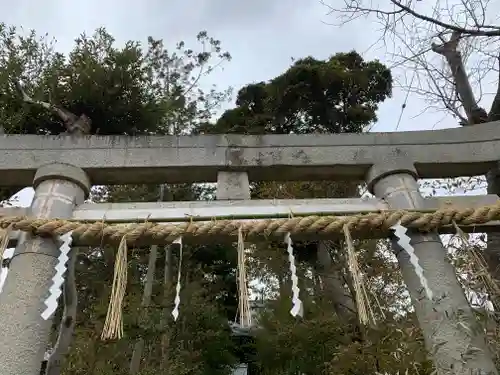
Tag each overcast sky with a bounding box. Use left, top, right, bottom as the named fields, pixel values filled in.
left=3, top=0, right=465, bottom=133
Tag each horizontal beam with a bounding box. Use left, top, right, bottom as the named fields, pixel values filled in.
left=59, top=194, right=500, bottom=222
left=3, top=194, right=500, bottom=246
left=1, top=121, right=499, bottom=186
left=2, top=194, right=498, bottom=223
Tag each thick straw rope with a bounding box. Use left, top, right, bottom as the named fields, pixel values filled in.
left=1, top=202, right=500, bottom=243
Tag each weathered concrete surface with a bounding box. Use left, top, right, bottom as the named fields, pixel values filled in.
left=216, top=171, right=250, bottom=200
left=368, top=163, right=498, bottom=374
left=0, top=206, right=28, bottom=217
left=1, top=121, right=500, bottom=186
left=0, top=163, right=90, bottom=375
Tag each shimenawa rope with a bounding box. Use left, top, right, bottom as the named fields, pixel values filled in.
left=0, top=201, right=499, bottom=244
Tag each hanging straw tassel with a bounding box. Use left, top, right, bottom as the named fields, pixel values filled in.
left=237, top=227, right=252, bottom=328
left=101, top=235, right=128, bottom=340
left=343, top=224, right=375, bottom=326
left=452, top=221, right=500, bottom=310
left=0, top=224, right=12, bottom=261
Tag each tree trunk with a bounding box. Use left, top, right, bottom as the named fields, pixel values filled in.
left=431, top=32, right=487, bottom=125
left=433, top=33, right=500, bottom=289
left=160, top=245, right=172, bottom=371
left=129, top=245, right=158, bottom=374
left=315, top=241, right=356, bottom=320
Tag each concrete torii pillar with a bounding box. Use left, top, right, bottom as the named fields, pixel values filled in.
left=367, top=160, right=497, bottom=375
left=0, top=163, right=90, bottom=375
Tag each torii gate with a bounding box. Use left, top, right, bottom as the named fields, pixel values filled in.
left=0, top=122, right=500, bottom=375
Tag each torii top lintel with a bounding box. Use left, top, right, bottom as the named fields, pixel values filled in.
left=1, top=121, right=499, bottom=187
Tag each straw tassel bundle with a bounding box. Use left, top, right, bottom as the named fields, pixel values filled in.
left=101, top=235, right=128, bottom=340
left=0, top=224, right=12, bottom=261
left=237, top=227, right=252, bottom=328
left=343, top=224, right=375, bottom=326
left=452, top=221, right=500, bottom=310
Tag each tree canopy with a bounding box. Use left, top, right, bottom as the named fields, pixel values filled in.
left=0, top=24, right=231, bottom=136
left=200, top=51, right=392, bottom=135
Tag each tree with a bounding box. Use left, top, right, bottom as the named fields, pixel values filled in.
left=322, top=0, right=500, bottom=290
left=200, top=51, right=392, bottom=135
left=201, top=51, right=400, bottom=373
left=0, top=24, right=232, bottom=201
left=201, top=51, right=392, bottom=319
left=254, top=298, right=431, bottom=375
left=0, top=25, right=232, bottom=137
left=0, top=23, right=238, bottom=375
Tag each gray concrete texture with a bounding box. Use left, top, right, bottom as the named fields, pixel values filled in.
left=369, top=162, right=498, bottom=374
left=0, top=163, right=90, bottom=375
left=1, top=121, right=499, bottom=186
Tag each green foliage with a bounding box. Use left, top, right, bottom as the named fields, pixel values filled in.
left=0, top=23, right=231, bottom=199
left=184, top=242, right=239, bottom=320
left=253, top=299, right=431, bottom=375
left=199, top=51, right=392, bottom=135
left=157, top=282, right=238, bottom=375
left=91, top=183, right=208, bottom=204
left=0, top=24, right=231, bottom=135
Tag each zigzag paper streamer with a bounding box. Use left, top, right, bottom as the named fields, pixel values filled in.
left=41, top=231, right=74, bottom=320
left=172, top=236, right=183, bottom=321
left=0, top=247, right=14, bottom=294
left=391, top=222, right=433, bottom=300
left=285, top=233, right=303, bottom=317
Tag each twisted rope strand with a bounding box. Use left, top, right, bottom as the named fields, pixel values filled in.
left=1, top=201, right=499, bottom=244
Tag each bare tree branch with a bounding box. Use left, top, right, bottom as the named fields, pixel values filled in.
left=388, top=0, right=500, bottom=36
left=326, top=0, right=499, bottom=126
left=431, top=31, right=489, bottom=124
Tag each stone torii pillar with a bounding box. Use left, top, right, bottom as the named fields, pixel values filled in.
left=0, top=163, right=90, bottom=375
left=366, top=160, right=497, bottom=375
